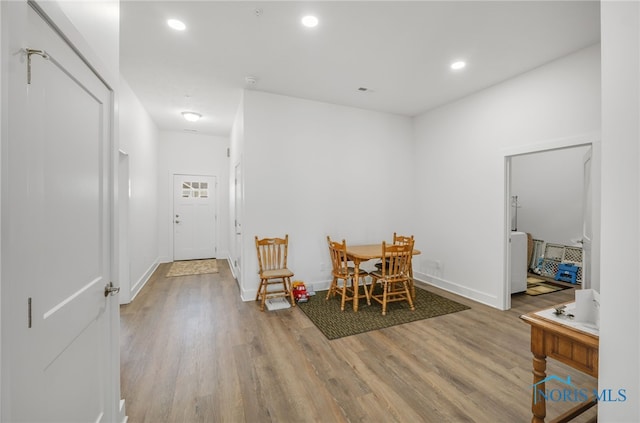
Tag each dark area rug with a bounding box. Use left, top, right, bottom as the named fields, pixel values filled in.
left=297, top=287, right=470, bottom=340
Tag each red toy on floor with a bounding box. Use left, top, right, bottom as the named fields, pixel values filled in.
left=292, top=281, right=309, bottom=303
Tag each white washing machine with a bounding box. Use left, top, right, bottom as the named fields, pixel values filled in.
left=510, top=231, right=528, bottom=294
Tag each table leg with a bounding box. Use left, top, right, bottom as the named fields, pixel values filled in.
left=353, top=260, right=360, bottom=312
left=532, top=352, right=547, bottom=423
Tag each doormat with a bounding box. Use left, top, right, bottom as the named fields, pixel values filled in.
left=297, top=287, right=470, bottom=340
left=166, top=259, right=218, bottom=277
left=526, top=280, right=571, bottom=296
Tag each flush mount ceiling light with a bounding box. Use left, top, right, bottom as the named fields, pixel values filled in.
left=182, top=111, right=202, bottom=122
left=450, top=60, right=467, bottom=70
left=301, top=15, right=319, bottom=28
left=167, top=19, right=186, bottom=31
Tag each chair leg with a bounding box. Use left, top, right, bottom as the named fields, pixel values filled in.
left=362, top=275, right=371, bottom=305
left=255, top=279, right=263, bottom=302
left=354, top=275, right=369, bottom=307
left=326, top=277, right=337, bottom=300
left=285, top=277, right=295, bottom=307
left=381, top=280, right=389, bottom=316
left=403, top=281, right=415, bottom=311
left=409, top=267, right=415, bottom=299
left=340, top=279, right=348, bottom=311
left=259, top=280, right=267, bottom=312
left=368, top=276, right=378, bottom=299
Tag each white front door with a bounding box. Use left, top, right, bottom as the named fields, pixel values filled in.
left=173, top=174, right=217, bottom=260
left=2, top=3, right=117, bottom=422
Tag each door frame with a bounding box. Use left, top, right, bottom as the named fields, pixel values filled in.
left=171, top=173, right=218, bottom=261
left=232, top=162, right=243, bottom=282
left=501, top=133, right=599, bottom=310
left=118, top=150, right=131, bottom=304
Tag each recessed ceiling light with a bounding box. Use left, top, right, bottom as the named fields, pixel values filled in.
left=450, top=61, right=467, bottom=70
left=301, top=15, right=319, bottom=28
left=167, top=19, right=186, bottom=31
left=182, top=111, right=202, bottom=122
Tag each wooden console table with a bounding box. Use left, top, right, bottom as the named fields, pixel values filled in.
left=520, top=305, right=599, bottom=423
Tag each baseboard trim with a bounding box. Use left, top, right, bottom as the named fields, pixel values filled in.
left=118, top=399, right=127, bottom=423
left=414, top=272, right=500, bottom=309
left=129, top=259, right=160, bottom=302
left=240, top=279, right=332, bottom=302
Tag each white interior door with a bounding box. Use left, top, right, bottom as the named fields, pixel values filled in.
left=2, top=3, right=116, bottom=422
left=173, top=174, right=217, bottom=261
left=581, top=147, right=593, bottom=289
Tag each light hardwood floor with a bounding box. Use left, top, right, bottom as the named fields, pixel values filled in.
left=120, top=260, right=597, bottom=422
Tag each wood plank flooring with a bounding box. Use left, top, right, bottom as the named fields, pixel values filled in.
left=120, top=261, right=597, bottom=422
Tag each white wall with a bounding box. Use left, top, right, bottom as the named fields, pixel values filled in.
left=157, top=131, right=230, bottom=263
left=412, top=44, right=600, bottom=308
left=119, top=78, right=160, bottom=301
left=237, top=90, right=414, bottom=300
left=599, top=1, right=640, bottom=421
left=55, top=0, right=119, bottom=78
left=511, top=146, right=590, bottom=246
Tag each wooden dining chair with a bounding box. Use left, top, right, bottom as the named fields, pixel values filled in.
left=393, top=234, right=416, bottom=298
left=368, top=240, right=415, bottom=316
left=326, top=236, right=370, bottom=311
left=255, top=235, right=295, bottom=311
left=375, top=233, right=416, bottom=298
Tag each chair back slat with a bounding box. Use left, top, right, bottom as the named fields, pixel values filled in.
left=393, top=233, right=414, bottom=247
left=327, top=237, right=350, bottom=276
left=381, top=240, right=413, bottom=282
left=255, top=235, right=289, bottom=272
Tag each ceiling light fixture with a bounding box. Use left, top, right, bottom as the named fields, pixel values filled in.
left=301, top=15, right=319, bottom=28
left=167, top=19, right=186, bottom=31
left=182, top=111, right=202, bottom=122
left=450, top=61, right=467, bottom=70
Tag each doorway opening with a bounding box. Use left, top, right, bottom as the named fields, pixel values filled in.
left=503, top=135, right=596, bottom=310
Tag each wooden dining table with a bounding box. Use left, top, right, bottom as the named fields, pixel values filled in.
left=345, top=243, right=421, bottom=311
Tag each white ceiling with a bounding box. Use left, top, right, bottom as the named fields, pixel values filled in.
left=119, top=1, right=600, bottom=137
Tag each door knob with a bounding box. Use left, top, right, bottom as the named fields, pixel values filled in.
left=104, top=282, right=120, bottom=297
left=175, top=220, right=180, bottom=224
